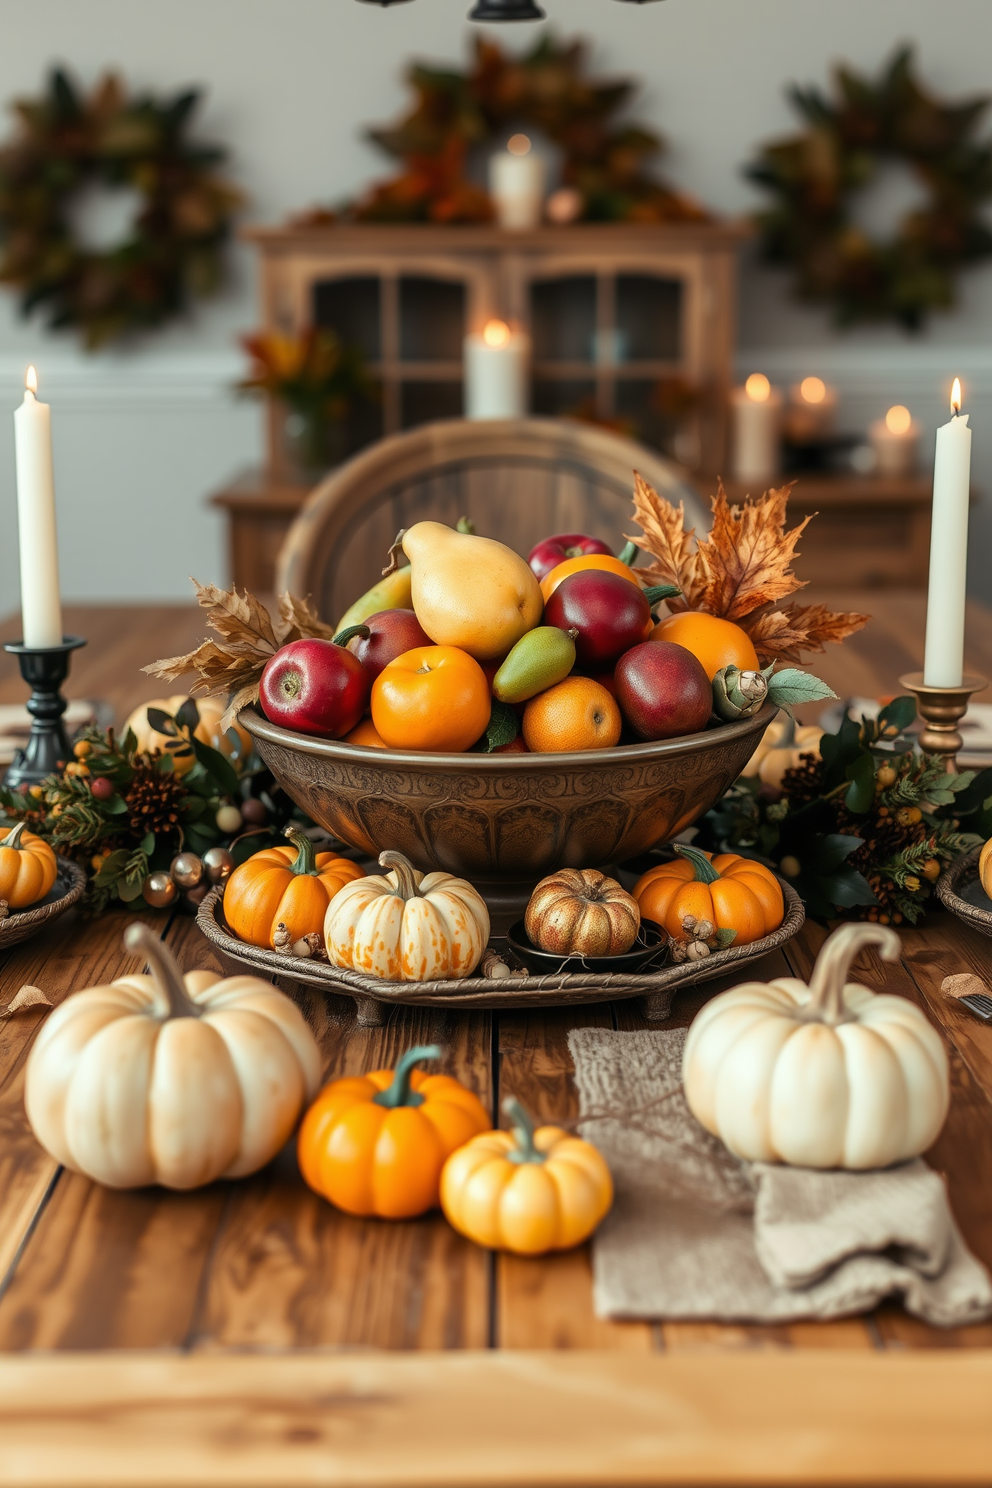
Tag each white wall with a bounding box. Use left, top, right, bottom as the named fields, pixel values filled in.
left=2, top=0, right=992, bottom=613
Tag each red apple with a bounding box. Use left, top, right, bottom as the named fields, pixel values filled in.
left=528, top=532, right=613, bottom=582
left=614, top=641, right=712, bottom=741
left=340, top=609, right=431, bottom=683
left=259, top=639, right=369, bottom=738
left=544, top=570, right=651, bottom=670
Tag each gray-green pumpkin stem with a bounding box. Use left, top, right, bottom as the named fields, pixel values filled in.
left=373, top=1044, right=442, bottom=1108
left=642, top=584, right=681, bottom=607
left=618, top=541, right=638, bottom=567
left=285, top=827, right=318, bottom=877
left=0, top=821, right=28, bottom=851
left=503, top=1096, right=544, bottom=1164
left=124, top=922, right=201, bottom=1020
left=673, top=843, right=721, bottom=885
left=379, top=850, right=421, bottom=900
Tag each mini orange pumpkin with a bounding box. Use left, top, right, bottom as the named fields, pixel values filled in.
left=0, top=822, right=58, bottom=909
left=634, top=845, right=783, bottom=947
left=297, top=1044, right=490, bottom=1218
left=223, top=828, right=364, bottom=949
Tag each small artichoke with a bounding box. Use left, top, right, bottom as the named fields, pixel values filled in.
left=712, top=665, right=769, bottom=721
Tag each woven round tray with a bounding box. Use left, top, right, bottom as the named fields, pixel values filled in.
left=936, top=847, right=992, bottom=938
left=196, top=880, right=804, bottom=1026
left=0, top=856, right=86, bottom=952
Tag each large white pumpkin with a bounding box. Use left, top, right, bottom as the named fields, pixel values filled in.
left=324, top=850, right=489, bottom=982
left=682, top=923, right=949, bottom=1170
left=25, top=924, right=322, bottom=1190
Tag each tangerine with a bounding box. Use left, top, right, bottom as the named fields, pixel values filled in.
left=372, top=645, right=490, bottom=752
left=540, top=553, right=639, bottom=603
left=650, top=612, right=759, bottom=681
left=343, top=717, right=388, bottom=748
left=522, top=677, right=622, bottom=753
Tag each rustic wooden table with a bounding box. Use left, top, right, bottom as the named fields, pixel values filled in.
left=1, top=596, right=991, bottom=1486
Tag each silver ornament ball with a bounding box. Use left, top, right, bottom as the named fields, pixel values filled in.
left=170, top=851, right=204, bottom=889
left=202, top=845, right=235, bottom=885
left=142, top=871, right=178, bottom=909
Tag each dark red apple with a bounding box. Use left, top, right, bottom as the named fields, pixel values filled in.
left=259, top=639, right=368, bottom=738
left=339, top=609, right=430, bottom=683
left=528, top=532, right=613, bottom=582
left=614, top=641, right=712, bottom=741
left=544, top=570, right=651, bottom=670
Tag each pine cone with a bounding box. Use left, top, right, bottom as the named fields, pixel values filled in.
left=779, top=752, right=825, bottom=808
left=124, top=762, right=188, bottom=837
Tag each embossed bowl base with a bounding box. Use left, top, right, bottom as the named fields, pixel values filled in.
left=239, top=703, right=777, bottom=888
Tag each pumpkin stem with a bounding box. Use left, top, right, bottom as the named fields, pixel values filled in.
left=285, top=828, right=318, bottom=878
left=805, top=923, right=901, bottom=1026
left=642, top=584, right=682, bottom=607
left=503, top=1097, right=545, bottom=1165
left=373, top=1044, right=442, bottom=1109
left=379, top=850, right=421, bottom=901
left=0, top=821, right=28, bottom=851
left=673, top=844, right=721, bottom=885
left=124, top=922, right=201, bottom=1021
left=618, top=540, right=638, bottom=567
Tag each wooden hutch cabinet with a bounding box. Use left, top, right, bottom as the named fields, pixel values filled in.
left=212, top=221, right=745, bottom=588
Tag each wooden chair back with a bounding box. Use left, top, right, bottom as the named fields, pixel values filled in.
left=276, top=417, right=706, bottom=626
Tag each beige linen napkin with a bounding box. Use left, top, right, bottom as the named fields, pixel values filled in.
left=568, top=1026, right=992, bottom=1326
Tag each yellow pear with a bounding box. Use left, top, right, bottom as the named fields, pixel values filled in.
left=399, top=522, right=543, bottom=662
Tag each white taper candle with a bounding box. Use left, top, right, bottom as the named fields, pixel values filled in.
left=14, top=367, right=63, bottom=649
left=923, top=379, right=972, bottom=688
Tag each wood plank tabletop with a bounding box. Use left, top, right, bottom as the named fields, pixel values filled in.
left=2, top=596, right=992, bottom=1485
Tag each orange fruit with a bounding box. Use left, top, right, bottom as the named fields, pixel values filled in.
left=650, top=612, right=759, bottom=682
left=372, top=645, right=491, bottom=752
left=540, top=554, right=640, bottom=603
left=522, top=677, right=622, bottom=753
left=343, top=717, right=388, bottom=748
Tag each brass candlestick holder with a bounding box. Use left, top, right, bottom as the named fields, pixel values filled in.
left=899, top=671, right=988, bottom=774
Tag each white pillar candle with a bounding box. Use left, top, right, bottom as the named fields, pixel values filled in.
left=731, top=373, right=782, bottom=484
left=869, top=404, right=920, bottom=478
left=464, top=320, right=528, bottom=420
left=923, top=380, right=972, bottom=688
left=13, top=366, right=63, bottom=649
left=490, top=135, right=545, bottom=230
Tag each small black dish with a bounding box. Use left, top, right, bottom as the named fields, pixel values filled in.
left=506, top=918, right=667, bottom=975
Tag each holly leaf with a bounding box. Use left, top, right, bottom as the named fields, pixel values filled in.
left=191, top=738, right=240, bottom=799
left=624, top=472, right=704, bottom=610
left=819, top=715, right=863, bottom=786
left=844, top=752, right=876, bottom=813
left=877, top=696, right=917, bottom=736
left=174, top=698, right=201, bottom=732
left=146, top=708, right=178, bottom=736
left=91, top=848, right=130, bottom=886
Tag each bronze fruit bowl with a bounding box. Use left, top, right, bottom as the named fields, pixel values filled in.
left=239, top=704, right=774, bottom=920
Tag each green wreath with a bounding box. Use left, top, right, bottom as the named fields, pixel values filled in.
left=747, top=49, right=992, bottom=330
left=0, top=69, right=242, bottom=348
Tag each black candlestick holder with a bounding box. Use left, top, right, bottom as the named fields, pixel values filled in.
left=3, top=637, right=87, bottom=790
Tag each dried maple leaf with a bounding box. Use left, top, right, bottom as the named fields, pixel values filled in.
left=142, top=581, right=333, bottom=706
left=276, top=592, right=336, bottom=646
left=742, top=602, right=869, bottom=664
left=221, top=677, right=263, bottom=735
left=624, top=472, right=704, bottom=611
left=695, top=482, right=811, bottom=621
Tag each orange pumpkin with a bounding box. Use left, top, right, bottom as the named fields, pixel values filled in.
left=540, top=553, right=640, bottom=603
left=634, top=844, right=783, bottom=947
left=223, top=828, right=364, bottom=949
left=297, top=1044, right=490, bottom=1218
left=0, top=822, right=58, bottom=909
left=371, top=645, right=490, bottom=752
left=650, top=613, right=759, bottom=682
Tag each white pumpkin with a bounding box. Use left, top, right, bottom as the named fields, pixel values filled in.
left=682, top=923, right=949, bottom=1170
left=25, top=923, right=322, bottom=1190
left=325, top=850, right=490, bottom=982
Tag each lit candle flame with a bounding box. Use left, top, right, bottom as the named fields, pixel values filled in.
left=885, top=405, right=912, bottom=436
left=800, top=376, right=826, bottom=405
left=951, top=377, right=962, bottom=416
left=483, top=319, right=511, bottom=348
left=25, top=365, right=38, bottom=394
left=744, top=372, right=771, bottom=403
left=508, top=134, right=531, bottom=157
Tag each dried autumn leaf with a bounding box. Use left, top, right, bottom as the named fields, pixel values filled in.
left=221, top=676, right=263, bottom=735
left=193, top=579, right=280, bottom=653
left=696, top=483, right=811, bottom=621
left=276, top=592, right=336, bottom=646
left=624, top=472, right=703, bottom=610
left=742, top=602, right=869, bottom=664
